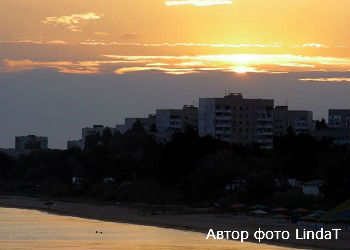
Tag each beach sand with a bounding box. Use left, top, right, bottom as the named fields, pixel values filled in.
left=0, top=196, right=348, bottom=250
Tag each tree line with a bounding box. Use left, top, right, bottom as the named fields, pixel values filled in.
left=0, top=120, right=349, bottom=209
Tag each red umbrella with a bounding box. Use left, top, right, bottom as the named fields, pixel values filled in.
left=230, top=203, right=246, bottom=209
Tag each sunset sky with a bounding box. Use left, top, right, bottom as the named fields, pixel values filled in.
left=0, top=0, right=349, bottom=148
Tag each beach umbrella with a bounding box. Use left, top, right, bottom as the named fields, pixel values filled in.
left=301, top=215, right=317, bottom=222
left=271, top=214, right=290, bottom=219
left=230, top=203, right=246, bottom=209
left=292, top=208, right=310, bottom=214
left=251, top=209, right=268, bottom=215
left=313, top=210, right=326, bottom=215
left=309, top=210, right=326, bottom=218
left=250, top=205, right=267, bottom=210
left=272, top=207, right=289, bottom=213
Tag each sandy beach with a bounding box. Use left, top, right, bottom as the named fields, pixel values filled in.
left=0, top=195, right=348, bottom=250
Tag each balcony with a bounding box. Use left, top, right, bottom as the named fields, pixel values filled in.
left=215, top=116, right=232, bottom=121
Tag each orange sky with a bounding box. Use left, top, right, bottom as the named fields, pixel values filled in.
left=0, top=0, right=349, bottom=78
left=0, top=0, right=349, bottom=148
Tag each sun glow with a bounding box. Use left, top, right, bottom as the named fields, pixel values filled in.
left=165, top=0, right=233, bottom=6
left=2, top=54, right=349, bottom=75
left=232, top=66, right=255, bottom=74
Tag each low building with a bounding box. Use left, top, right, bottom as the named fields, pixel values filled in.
left=226, top=179, right=245, bottom=192
left=312, top=129, right=350, bottom=145
left=156, top=105, right=198, bottom=143
left=199, top=93, right=274, bottom=149
left=0, top=148, right=20, bottom=158
left=82, top=125, right=116, bottom=149
left=302, top=180, right=324, bottom=197
left=312, top=109, right=350, bottom=145
left=274, top=106, right=313, bottom=135
left=67, top=139, right=83, bottom=150
left=116, top=115, right=156, bottom=134
left=287, top=178, right=302, bottom=188
left=15, top=135, right=48, bottom=154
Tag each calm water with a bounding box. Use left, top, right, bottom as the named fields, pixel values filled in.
left=0, top=207, right=297, bottom=250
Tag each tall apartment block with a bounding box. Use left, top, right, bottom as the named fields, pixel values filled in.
left=156, top=105, right=198, bottom=143
left=199, top=93, right=274, bottom=149
left=274, top=106, right=313, bottom=135
left=15, top=135, right=48, bottom=153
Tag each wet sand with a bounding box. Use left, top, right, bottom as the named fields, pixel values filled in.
left=0, top=196, right=348, bottom=250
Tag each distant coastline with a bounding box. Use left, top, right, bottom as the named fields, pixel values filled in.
left=1, top=195, right=348, bottom=250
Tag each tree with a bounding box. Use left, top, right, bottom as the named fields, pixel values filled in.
left=0, top=152, right=13, bottom=180
left=315, top=119, right=327, bottom=130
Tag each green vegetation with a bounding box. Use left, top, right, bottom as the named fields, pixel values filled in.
left=0, top=121, right=349, bottom=210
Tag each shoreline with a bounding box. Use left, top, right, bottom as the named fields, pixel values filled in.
left=0, top=195, right=348, bottom=250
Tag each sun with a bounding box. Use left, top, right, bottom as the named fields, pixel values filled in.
left=232, top=66, right=254, bottom=74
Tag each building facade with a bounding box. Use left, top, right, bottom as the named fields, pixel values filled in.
left=328, top=109, right=350, bottom=130
left=156, top=105, right=198, bottom=143
left=82, top=125, right=116, bottom=149
left=302, top=180, right=324, bottom=197
left=15, top=135, right=48, bottom=153
left=199, top=93, right=274, bottom=149
left=116, top=115, right=156, bottom=134
left=67, top=139, right=83, bottom=150
left=327, top=109, right=350, bottom=145
left=274, top=106, right=313, bottom=135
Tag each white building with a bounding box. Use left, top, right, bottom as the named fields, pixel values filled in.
left=302, top=180, right=324, bottom=197
left=156, top=105, right=198, bottom=143
left=199, top=93, right=274, bottom=149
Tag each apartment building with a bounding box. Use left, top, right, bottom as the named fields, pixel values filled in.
left=116, top=115, right=156, bottom=134
left=156, top=105, right=198, bottom=143
left=328, top=109, right=350, bottom=130
left=274, top=106, right=313, bottom=135
left=82, top=125, right=116, bottom=149
left=199, top=93, right=274, bottom=149
left=327, top=109, right=350, bottom=145
left=67, top=139, right=83, bottom=150
left=15, top=135, right=48, bottom=153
